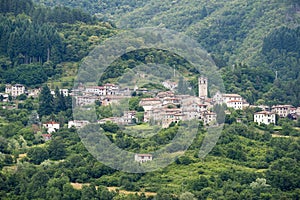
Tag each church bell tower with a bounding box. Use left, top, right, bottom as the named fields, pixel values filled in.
left=198, top=77, right=208, bottom=99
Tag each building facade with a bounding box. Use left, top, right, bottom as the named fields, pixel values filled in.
left=254, top=111, right=276, bottom=125
left=134, top=154, right=153, bottom=163
left=5, top=84, right=25, bottom=97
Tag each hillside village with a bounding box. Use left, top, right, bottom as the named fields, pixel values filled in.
left=0, top=0, right=300, bottom=198
left=1, top=77, right=300, bottom=136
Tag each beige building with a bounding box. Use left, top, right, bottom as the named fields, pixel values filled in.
left=271, top=105, right=294, bottom=118
left=5, top=84, right=25, bottom=97
left=202, top=111, right=217, bottom=125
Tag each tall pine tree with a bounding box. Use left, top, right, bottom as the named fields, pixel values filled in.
left=38, top=85, right=54, bottom=117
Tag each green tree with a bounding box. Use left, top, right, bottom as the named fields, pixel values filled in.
left=62, top=183, right=81, bottom=200
left=81, top=184, right=97, bottom=200
left=27, top=147, right=49, bottom=165
left=18, top=127, right=34, bottom=142
left=38, top=85, right=54, bottom=117
left=189, top=176, right=209, bottom=191
left=26, top=170, right=50, bottom=199
left=54, top=86, right=66, bottom=113
left=48, top=137, right=66, bottom=160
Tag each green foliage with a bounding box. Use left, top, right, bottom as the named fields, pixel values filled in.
left=47, top=137, right=66, bottom=160
left=129, top=97, right=144, bottom=111
left=0, top=0, right=115, bottom=87
left=0, top=136, right=9, bottom=154
left=18, top=127, right=34, bottom=142
left=175, top=155, right=193, bottom=165
left=0, top=1, right=300, bottom=199
left=43, top=0, right=300, bottom=106
left=266, top=157, right=300, bottom=191
left=179, top=192, right=196, bottom=200
left=27, top=147, right=49, bottom=164
left=38, top=85, right=54, bottom=117
left=189, top=176, right=209, bottom=191
left=96, top=105, right=113, bottom=119
left=0, top=0, right=33, bottom=15
left=100, top=121, right=120, bottom=133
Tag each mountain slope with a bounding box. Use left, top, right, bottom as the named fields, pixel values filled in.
left=33, top=0, right=300, bottom=106
left=32, top=0, right=300, bottom=66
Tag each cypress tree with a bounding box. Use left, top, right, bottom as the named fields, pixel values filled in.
left=38, top=85, right=54, bottom=117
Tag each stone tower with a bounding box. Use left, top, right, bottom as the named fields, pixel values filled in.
left=198, top=77, right=208, bottom=98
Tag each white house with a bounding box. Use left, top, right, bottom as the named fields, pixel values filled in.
left=222, top=93, right=243, bottom=103
left=254, top=111, right=276, bottom=125
left=5, top=84, right=25, bottom=97
left=104, top=83, right=119, bottom=95
left=51, top=89, right=70, bottom=97
left=85, top=86, right=107, bottom=96
left=134, top=154, right=153, bottom=163
left=43, top=121, right=60, bottom=133
left=213, top=92, right=249, bottom=110
left=68, top=120, right=90, bottom=129
left=60, top=89, right=69, bottom=96
left=227, top=100, right=244, bottom=110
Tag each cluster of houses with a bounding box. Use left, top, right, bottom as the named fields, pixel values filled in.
left=4, top=78, right=295, bottom=164
left=1, top=84, right=70, bottom=103
left=3, top=78, right=300, bottom=147
left=253, top=105, right=300, bottom=125
left=137, top=77, right=250, bottom=128
left=74, top=83, right=148, bottom=106
left=139, top=92, right=216, bottom=128
left=39, top=78, right=300, bottom=134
